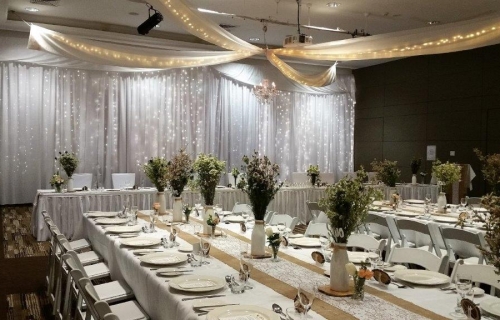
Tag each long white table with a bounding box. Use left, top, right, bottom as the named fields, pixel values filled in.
left=33, top=187, right=326, bottom=241
left=373, top=184, right=440, bottom=203
left=81, top=210, right=500, bottom=320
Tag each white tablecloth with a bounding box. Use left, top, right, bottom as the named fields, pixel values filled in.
left=372, top=184, right=440, bottom=202
left=33, top=187, right=326, bottom=241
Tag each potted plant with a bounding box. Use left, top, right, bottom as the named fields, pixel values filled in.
left=266, top=227, right=283, bottom=262
left=474, top=149, right=500, bottom=196
left=50, top=172, right=65, bottom=193
left=143, top=157, right=169, bottom=214
left=432, top=160, right=461, bottom=212
left=193, top=153, right=225, bottom=234
left=306, top=165, right=320, bottom=187
left=206, top=213, right=220, bottom=238
left=410, top=158, right=422, bottom=185
left=319, top=167, right=381, bottom=292
left=371, top=159, right=400, bottom=188
left=238, top=151, right=283, bottom=256
left=56, top=151, right=79, bottom=192
left=166, top=148, right=193, bottom=222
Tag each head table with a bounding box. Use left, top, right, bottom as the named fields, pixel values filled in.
left=33, top=184, right=439, bottom=242
left=81, top=210, right=495, bottom=320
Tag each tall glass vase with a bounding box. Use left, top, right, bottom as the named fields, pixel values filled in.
left=329, top=243, right=350, bottom=292
left=352, top=277, right=365, bottom=301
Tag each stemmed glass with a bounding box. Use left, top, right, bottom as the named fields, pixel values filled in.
left=240, top=258, right=253, bottom=289
left=298, top=284, right=316, bottom=319
left=200, top=237, right=211, bottom=265
left=424, top=193, right=432, bottom=219
left=368, top=248, right=381, bottom=269
left=454, top=274, right=472, bottom=315
left=129, top=206, right=138, bottom=225
left=150, top=210, right=158, bottom=232
left=460, top=197, right=467, bottom=209
left=277, top=222, right=286, bottom=233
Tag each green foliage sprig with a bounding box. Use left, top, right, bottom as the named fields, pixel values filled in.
left=371, top=159, right=400, bottom=187
left=432, top=159, right=461, bottom=187
left=166, top=148, right=193, bottom=197
left=143, top=157, right=169, bottom=192
left=238, top=151, right=283, bottom=220
left=319, top=167, right=382, bottom=243
left=476, top=194, right=500, bottom=274
left=50, top=172, right=65, bottom=188
left=56, top=151, right=79, bottom=178
left=193, top=153, right=226, bottom=205
left=474, top=149, right=500, bottom=195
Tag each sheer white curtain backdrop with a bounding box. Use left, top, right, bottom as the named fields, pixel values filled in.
left=0, top=62, right=354, bottom=205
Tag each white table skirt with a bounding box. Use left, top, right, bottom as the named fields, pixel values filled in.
left=32, top=187, right=326, bottom=241
left=83, top=217, right=325, bottom=320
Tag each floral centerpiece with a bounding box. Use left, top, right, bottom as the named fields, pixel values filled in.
left=56, top=151, right=79, bottom=191
left=432, top=160, right=461, bottom=212
left=306, top=165, right=321, bottom=187
left=231, top=167, right=240, bottom=187
left=371, top=159, right=400, bottom=187
left=319, top=167, right=381, bottom=292
left=345, top=262, right=373, bottom=300
left=474, top=149, right=500, bottom=196
left=143, top=157, right=169, bottom=213
left=266, top=227, right=283, bottom=261
left=50, top=172, right=65, bottom=193
left=166, top=148, right=193, bottom=221
left=238, top=151, right=283, bottom=256
left=206, top=213, right=220, bottom=237
left=193, top=153, right=225, bottom=205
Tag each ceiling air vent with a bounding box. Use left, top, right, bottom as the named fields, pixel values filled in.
left=30, top=0, right=61, bottom=6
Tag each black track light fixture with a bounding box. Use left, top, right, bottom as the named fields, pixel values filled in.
left=137, top=4, right=163, bottom=35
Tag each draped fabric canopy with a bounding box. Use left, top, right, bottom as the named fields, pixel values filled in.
left=0, top=61, right=355, bottom=205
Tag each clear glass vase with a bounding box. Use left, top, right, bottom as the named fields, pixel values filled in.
left=352, top=277, right=365, bottom=301
left=271, top=245, right=280, bottom=262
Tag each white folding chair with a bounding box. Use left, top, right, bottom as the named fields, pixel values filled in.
left=364, top=213, right=399, bottom=260
left=450, top=260, right=500, bottom=295
left=264, top=211, right=275, bottom=224
left=304, top=223, right=329, bottom=238
left=226, top=173, right=243, bottom=186
left=73, top=270, right=149, bottom=320
left=347, top=234, right=387, bottom=252
left=388, top=244, right=449, bottom=274
left=111, top=173, right=136, bottom=189
left=43, top=212, right=91, bottom=251
left=306, top=201, right=328, bottom=224
left=231, top=203, right=252, bottom=216
left=269, top=214, right=299, bottom=231
left=61, top=253, right=134, bottom=320
left=395, top=219, right=446, bottom=257
left=321, top=173, right=335, bottom=184
left=291, top=172, right=309, bottom=185
left=73, top=173, right=93, bottom=189
left=440, top=227, right=487, bottom=265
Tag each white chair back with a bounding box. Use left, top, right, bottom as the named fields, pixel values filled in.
left=269, top=214, right=299, bottom=230
left=72, top=173, right=93, bottom=189
left=291, top=172, right=309, bottom=185
left=450, top=260, right=500, bottom=295
left=111, top=173, right=136, bottom=189
left=231, top=203, right=252, bottom=215
left=264, top=211, right=275, bottom=224
left=226, top=173, right=243, bottom=186
left=72, top=270, right=100, bottom=320
left=304, top=223, right=329, bottom=238
left=440, top=227, right=487, bottom=264
left=347, top=234, right=386, bottom=252
left=320, top=173, right=335, bottom=184
left=396, top=219, right=443, bottom=256
left=387, top=245, right=449, bottom=273
left=94, top=301, right=114, bottom=320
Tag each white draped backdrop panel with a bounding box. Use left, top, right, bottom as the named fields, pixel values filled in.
left=0, top=61, right=355, bottom=205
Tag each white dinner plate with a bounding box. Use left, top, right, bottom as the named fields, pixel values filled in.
left=225, top=215, right=245, bottom=223
left=139, top=252, right=188, bottom=266
left=220, top=211, right=233, bottom=216
left=395, top=211, right=421, bottom=217
left=347, top=251, right=379, bottom=264
left=169, top=275, right=226, bottom=293
left=431, top=216, right=457, bottom=223
left=95, top=218, right=129, bottom=225
left=382, top=264, right=408, bottom=272
left=132, top=249, right=165, bottom=256
left=289, top=237, right=321, bottom=247
left=86, top=211, right=118, bottom=218
left=288, top=234, right=304, bottom=239
left=120, top=237, right=161, bottom=247
left=105, top=189, right=121, bottom=191
left=393, top=269, right=450, bottom=286
left=206, top=305, right=280, bottom=320
left=482, top=297, right=500, bottom=316
left=106, top=225, right=143, bottom=233
left=270, top=226, right=292, bottom=233
left=404, top=199, right=425, bottom=205
left=474, top=208, right=489, bottom=213
left=177, top=244, right=193, bottom=253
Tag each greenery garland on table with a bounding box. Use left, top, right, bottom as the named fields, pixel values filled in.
left=431, top=160, right=461, bottom=190
left=474, top=149, right=500, bottom=196
left=56, top=151, right=79, bottom=178
left=193, top=153, right=225, bottom=205
left=143, top=157, right=169, bottom=192
left=319, top=167, right=382, bottom=243
left=238, top=151, right=283, bottom=220
left=165, top=148, right=193, bottom=197
left=371, top=159, right=400, bottom=187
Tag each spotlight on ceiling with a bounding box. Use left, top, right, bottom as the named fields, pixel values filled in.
left=137, top=5, right=163, bottom=35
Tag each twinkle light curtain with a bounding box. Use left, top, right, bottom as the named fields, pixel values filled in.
left=0, top=61, right=354, bottom=205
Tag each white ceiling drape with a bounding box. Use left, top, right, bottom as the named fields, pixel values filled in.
left=0, top=61, right=355, bottom=205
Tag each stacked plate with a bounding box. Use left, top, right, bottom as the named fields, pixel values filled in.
left=394, top=211, right=421, bottom=217
left=404, top=199, right=425, bottom=205
left=225, top=215, right=245, bottom=223
left=347, top=251, right=379, bottom=264
left=393, top=269, right=450, bottom=286
left=169, top=275, right=226, bottom=293
left=87, top=211, right=118, bottom=218
left=106, top=225, right=143, bottom=234
left=95, top=218, right=129, bottom=225
left=206, top=305, right=279, bottom=320
left=120, top=237, right=161, bottom=247
left=139, top=252, right=188, bottom=266
left=289, top=237, right=321, bottom=247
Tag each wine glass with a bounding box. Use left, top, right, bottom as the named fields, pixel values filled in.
left=460, top=197, right=467, bottom=209
left=298, top=284, right=315, bottom=319
left=240, top=258, right=253, bottom=289
left=200, top=237, right=211, bottom=265
left=455, top=274, right=472, bottom=314
left=277, top=222, right=286, bottom=233
left=130, top=206, right=138, bottom=225
left=319, top=236, right=330, bottom=254
left=368, top=248, right=381, bottom=269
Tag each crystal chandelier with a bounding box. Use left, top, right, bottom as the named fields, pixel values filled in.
left=253, top=79, right=277, bottom=103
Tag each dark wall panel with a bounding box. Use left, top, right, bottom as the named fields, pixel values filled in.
left=353, top=44, right=500, bottom=196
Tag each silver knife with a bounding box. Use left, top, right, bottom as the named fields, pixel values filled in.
left=182, top=294, right=225, bottom=301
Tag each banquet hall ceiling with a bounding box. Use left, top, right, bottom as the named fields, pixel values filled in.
left=3, top=0, right=500, bottom=68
